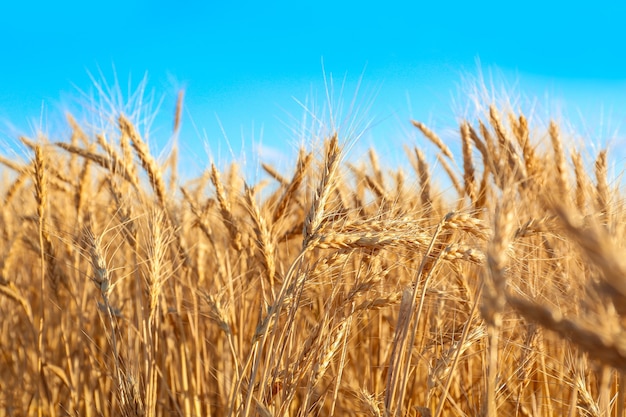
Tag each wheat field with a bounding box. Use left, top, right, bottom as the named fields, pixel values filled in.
left=0, top=92, right=625, bottom=417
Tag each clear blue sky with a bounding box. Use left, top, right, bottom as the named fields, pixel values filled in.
left=2, top=1, right=626, bottom=176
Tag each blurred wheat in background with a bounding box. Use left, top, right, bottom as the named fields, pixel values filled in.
left=1, top=87, right=625, bottom=417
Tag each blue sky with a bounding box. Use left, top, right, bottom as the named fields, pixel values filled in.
left=2, top=1, right=626, bottom=177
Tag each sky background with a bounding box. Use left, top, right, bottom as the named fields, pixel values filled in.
left=1, top=1, right=626, bottom=179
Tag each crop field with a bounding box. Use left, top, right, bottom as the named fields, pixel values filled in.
left=0, top=92, right=625, bottom=416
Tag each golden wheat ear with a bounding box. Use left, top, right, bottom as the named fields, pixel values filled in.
left=119, top=115, right=167, bottom=205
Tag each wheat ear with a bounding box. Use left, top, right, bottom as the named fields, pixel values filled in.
left=303, top=133, right=341, bottom=246
left=571, top=150, right=588, bottom=212
left=55, top=142, right=139, bottom=188
left=415, top=148, right=432, bottom=209
left=460, top=122, right=477, bottom=204
left=549, top=121, right=570, bottom=198
left=412, top=120, right=454, bottom=160
left=244, top=184, right=276, bottom=291
left=510, top=114, right=537, bottom=182
left=272, top=150, right=311, bottom=223
left=210, top=163, right=243, bottom=251
left=594, top=149, right=609, bottom=223
left=119, top=115, right=167, bottom=205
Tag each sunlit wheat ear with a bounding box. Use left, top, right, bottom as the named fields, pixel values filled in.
left=548, top=121, right=569, bottom=198
left=571, top=150, right=589, bottom=212
left=262, top=162, right=289, bottom=185
left=244, top=184, right=276, bottom=289
left=466, top=123, right=488, bottom=161
left=84, top=226, right=111, bottom=298
left=489, top=105, right=527, bottom=185
left=272, top=149, right=312, bottom=223
left=412, top=120, right=454, bottom=161
left=364, top=171, right=389, bottom=202
left=33, top=145, right=64, bottom=295
left=594, top=149, right=609, bottom=222
left=414, top=148, right=431, bottom=209
left=33, top=145, right=46, bottom=228
left=119, top=115, right=167, bottom=206
left=96, top=133, right=142, bottom=198
left=514, top=116, right=539, bottom=194
left=74, top=157, right=92, bottom=223
left=210, top=162, right=243, bottom=251
left=303, top=133, right=341, bottom=246
left=465, top=122, right=492, bottom=211
left=55, top=141, right=139, bottom=188
left=460, top=122, right=476, bottom=204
